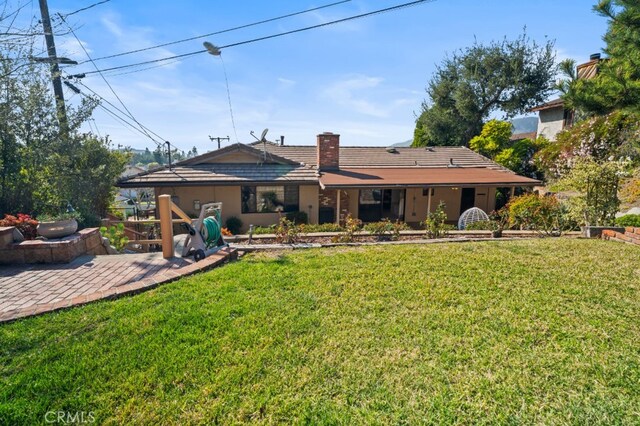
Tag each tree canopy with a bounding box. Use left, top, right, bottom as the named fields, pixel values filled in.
left=560, top=0, right=640, bottom=114
left=469, top=119, right=549, bottom=180
left=0, top=31, right=127, bottom=224
left=413, top=33, right=556, bottom=147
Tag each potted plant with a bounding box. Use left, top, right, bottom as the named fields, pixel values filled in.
left=37, top=211, right=82, bottom=239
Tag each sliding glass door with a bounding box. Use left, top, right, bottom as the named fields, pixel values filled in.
left=358, top=189, right=405, bottom=222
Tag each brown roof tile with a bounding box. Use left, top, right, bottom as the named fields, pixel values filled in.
left=319, top=167, right=540, bottom=188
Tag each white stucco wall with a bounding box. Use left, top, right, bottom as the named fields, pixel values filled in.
left=536, top=107, right=566, bottom=140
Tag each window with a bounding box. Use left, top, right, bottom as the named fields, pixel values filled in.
left=241, top=186, right=299, bottom=213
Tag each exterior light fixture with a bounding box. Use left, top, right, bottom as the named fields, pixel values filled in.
left=203, top=42, right=221, bottom=56
left=193, top=200, right=201, bottom=211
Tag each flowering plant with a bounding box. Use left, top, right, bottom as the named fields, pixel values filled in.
left=0, top=213, right=39, bottom=240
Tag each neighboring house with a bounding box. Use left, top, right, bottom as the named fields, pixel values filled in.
left=115, top=165, right=154, bottom=217
left=117, top=133, right=540, bottom=231
left=531, top=54, right=602, bottom=140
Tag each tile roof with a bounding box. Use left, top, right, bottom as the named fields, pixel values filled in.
left=258, top=143, right=508, bottom=169
left=117, top=163, right=318, bottom=187
left=319, top=167, right=540, bottom=188
left=530, top=97, right=564, bottom=112
left=117, top=141, right=535, bottom=188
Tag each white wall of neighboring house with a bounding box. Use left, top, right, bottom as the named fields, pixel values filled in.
left=536, top=107, right=566, bottom=141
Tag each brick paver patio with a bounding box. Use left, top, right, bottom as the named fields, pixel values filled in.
left=0, top=248, right=236, bottom=323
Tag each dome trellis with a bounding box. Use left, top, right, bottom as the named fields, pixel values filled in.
left=458, top=207, right=489, bottom=230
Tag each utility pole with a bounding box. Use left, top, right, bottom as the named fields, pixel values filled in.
left=165, top=141, right=172, bottom=170
left=209, top=135, right=230, bottom=150
left=38, top=0, right=67, bottom=133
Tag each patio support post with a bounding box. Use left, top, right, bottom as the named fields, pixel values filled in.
left=427, top=187, right=432, bottom=217
left=510, top=187, right=516, bottom=199
left=158, top=194, right=174, bottom=259
left=336, top=190, right=341, bottom=224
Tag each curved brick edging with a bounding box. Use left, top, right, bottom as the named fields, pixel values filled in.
left=602, top=227, right=640, bottom=245
left=0, top=248, right=237, bottom=324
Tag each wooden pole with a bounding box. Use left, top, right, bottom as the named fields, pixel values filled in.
left=427, top=188, right=432, bottom=217
left=158, top=194, right=174, bottom=259
left=38, top=0, right=67, bottom=134
left=336, top=190, right=341, bottom=224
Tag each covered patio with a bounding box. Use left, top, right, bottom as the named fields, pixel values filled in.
left=318, top=167, right=541, bottom=224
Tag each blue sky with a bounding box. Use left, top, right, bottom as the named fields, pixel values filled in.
left=37, top=0, right=608, bottom=152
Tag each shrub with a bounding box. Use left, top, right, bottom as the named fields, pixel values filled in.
left=423, top=202, right=452, bottom=239
left=615, top=214, right=640, bottom=227
left=99, top=223, right=129, bottom=252
left=299, top=223, right=344, bottom=233
left=37, top=211, right=83, bottom=223
left=285, top=211, right=308, bottom=224
left=465, top=220, right=495, bottom=231
left=0, top=213, right=38, bottom=240
left=552, top=159, right=623, bottom=226
left=274, top=217, right=300, bottom=244
left=251, top=225, right=276, bottom=235
left=363, top=219, right=409, bottom=241
left=506, top=193, right=567, bottom=235
left=332, top=214, right=362, bottom=243
left=221, top=227, right=233, bottom=237
left=225, top=216, right=243, bottom=235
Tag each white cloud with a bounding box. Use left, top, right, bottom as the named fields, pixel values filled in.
left=321, top=75, right=420, bottom=120
left=277, top=77, right=296, bottom=88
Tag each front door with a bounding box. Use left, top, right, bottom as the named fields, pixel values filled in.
left=460, top=188, right=476, bottom=215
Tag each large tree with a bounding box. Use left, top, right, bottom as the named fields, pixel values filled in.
left=0, top=8, right=128, bottom=225
left=560, top=0, right=640, bottom=115
left=413, top=33, right=556, bottom=147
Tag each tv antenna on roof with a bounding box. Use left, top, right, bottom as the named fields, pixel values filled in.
left=250, top=128, right=269, bottom=162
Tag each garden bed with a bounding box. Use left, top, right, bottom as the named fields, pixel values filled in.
left=224, top=230, right=580, bottom=246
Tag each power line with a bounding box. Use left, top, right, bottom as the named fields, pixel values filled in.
left=58, top=12, right=162, bottom=145
left=78, top=0, right=351, bottom=65
left=219, top=55, right=239, bottom=144
left=78, top=0, right=436, bottom=77
left=59, top=0, right=110, bottom=19
left=73, top=80, right=188, bottom=155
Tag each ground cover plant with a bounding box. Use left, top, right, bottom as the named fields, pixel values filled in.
left=1, top=239, right=639, bottom=424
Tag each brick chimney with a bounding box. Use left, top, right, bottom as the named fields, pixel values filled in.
left=317, top=132, right=340, bottom=170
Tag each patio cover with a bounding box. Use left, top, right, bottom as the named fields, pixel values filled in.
left=319, top=167, right=541, bottom=189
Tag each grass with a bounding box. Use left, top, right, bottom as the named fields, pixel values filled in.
left=1, top=239, right=640, bottom=424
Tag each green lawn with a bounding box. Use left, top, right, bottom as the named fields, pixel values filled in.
left=1, top=239, right=640, bottom=424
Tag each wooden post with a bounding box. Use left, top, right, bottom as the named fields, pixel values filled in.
left=336, top=190, right=341, bottom=224
left=510, top=187, right=516, bottom=199
left=158, top=194, right=174, bottom=259
left=427, top=188, right=432, bottom=217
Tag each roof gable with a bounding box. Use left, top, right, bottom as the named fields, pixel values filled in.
left=178, top=143, right=300, bottom=166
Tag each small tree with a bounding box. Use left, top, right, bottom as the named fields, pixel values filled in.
left=424, top=202, right=451, bottom=239
left=553, top=159, right=624, bottom=226
left=470, top=119, right=549, bottom=179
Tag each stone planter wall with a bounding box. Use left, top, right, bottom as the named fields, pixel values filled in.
left=0, top=228, right=108, bottom=265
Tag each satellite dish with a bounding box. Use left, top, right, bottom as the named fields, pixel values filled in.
left=260, top=128, right=269, bottom=141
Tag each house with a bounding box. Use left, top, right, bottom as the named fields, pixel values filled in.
left=116, top=133, right=540, bottom=231
left=531, top=53, right=602, bottom=140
